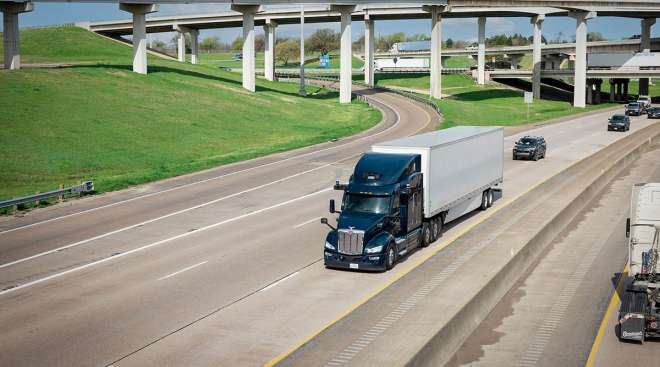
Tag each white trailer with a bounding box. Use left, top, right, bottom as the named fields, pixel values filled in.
left=372, top=126, right=504, bottom=223
left=621, top=183, right=660, bottom=342
left=375, top=57, right=430, bottom=71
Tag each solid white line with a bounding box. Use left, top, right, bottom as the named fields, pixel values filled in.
left=0, top=95, right=402, bottom=236
left=259, top=271, right=300, bottom=293
left=157, top=261, right=208, bottom=281
left=0, top=164, right=333, bottom=270
left=0, top=188, right=332, bottom=297
left=293, top=216, right=323, bottom=229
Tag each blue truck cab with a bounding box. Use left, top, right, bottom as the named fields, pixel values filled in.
left=322, top=152, right=429, bottom=271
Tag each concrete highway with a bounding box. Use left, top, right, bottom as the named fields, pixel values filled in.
left=447, top=144, right=660, bottom=367
left=0, top=90, right=657, bottom=366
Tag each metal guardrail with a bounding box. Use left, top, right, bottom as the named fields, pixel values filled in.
left=0, top=181, right=94, bottom=211
left=276, top=72, right=443, bottom=118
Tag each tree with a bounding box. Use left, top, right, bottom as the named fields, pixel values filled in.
left=231, top=36, right=243, bottom=51
left=306, top=28, right=340, bottom=53
left=255, top=34, right=266, bottom=52
left=445, top=38, right=454, bottom=49
left=170, top=34, right=191, bottom=53
left=587, top=32, right=607, bottom=42
left=407, top=33, right=430, bottom=42
left=276, top=39, right=300, bottom=66
left=200, top=36, right=220, bottom=53
left=376, top=32, right=405, bottom=52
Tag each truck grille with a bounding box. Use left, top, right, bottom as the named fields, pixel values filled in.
left=338, top=229, right=365, bottom=255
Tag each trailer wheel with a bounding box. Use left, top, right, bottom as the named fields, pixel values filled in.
left=480, top=191, right=489, bottom=210
left=421, top=223, right=431, bottom=248
left=385, top=243, right=397, bottom=270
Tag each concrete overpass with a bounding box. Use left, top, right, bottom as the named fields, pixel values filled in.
left=2, top=1, right=660, bottom=107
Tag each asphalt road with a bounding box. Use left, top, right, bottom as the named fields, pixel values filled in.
left=0, top=93, right=656, bottom=366
left=447, top=145, right=660, bottom=367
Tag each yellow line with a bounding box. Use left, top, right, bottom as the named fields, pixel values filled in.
left=585, top=265, right=629, bottom=367
left=265, top=118, right=659, bottom=367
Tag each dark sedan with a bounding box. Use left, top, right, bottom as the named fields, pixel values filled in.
left=648, top=107, right=660, bottom=119
left=625, top=102, right=644, bottom=116
left=608, top=114, right=630, bottom=131
left=513, top=136, right=546, bottom=161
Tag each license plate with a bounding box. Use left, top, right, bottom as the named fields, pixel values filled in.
left=349, top=263, right=359, bottom=269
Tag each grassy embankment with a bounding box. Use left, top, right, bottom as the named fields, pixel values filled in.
left=0, top=26, right=380, bottom=202
left=359, top=71, right=618, bottom=129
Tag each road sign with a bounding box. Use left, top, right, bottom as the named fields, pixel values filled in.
left=524, top=92, right=533, bottom=104
left=319, top=54, right=330, bottom=68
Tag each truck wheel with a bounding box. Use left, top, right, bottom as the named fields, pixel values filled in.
left=385, top=243, right=397, bottom=270
left=487, top=190, right=494, bottom=208
left=480, top=191, right=489, bottom=210
left=421, top=223, right=431, bottom=248
left=431, top=218, right=440, bottom=241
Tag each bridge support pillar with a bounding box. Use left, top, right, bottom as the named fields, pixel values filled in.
left=263, top=19, right=277, bottom=81
left=623, top=79, right=629, bottom=101
left=333, top=5, right=356, bottom=104
left=1, top=2, right=33, bottom=70
left=570, top=11, right=596, bottom=108
left=426, top=5, right=445, bottom=99
left=232, top=5, right=261, bottom=93
left=609, top=79, right=616, bottom=102
left=531, top=15, right=544, bottom=100
left=364, top=16, right=375, bottom=86
left=586, top=79, right=602, bottom=105
left=190, top=29, right=199, bottom=64
left=639, top=18, right=656, bottom=96
left=477, top=17, right=486, bottom=85
left=176, top=29, right=186, bottom=62
left=120, top=3, right=159, bottom=75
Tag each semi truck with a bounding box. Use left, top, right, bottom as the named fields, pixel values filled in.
left=321, top=126, right=504, bottom=271
left=620, top=183, right=660, bottom=342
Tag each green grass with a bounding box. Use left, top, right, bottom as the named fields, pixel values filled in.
left=434, top=88, right=616, bottom=129
left=443, top=56, right=475, bottom=68
left=0, top=26, right=380, bottom=201
left=355, top=69, right=617, bottom=129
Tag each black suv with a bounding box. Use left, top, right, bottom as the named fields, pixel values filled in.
left=648, top=107, right=660, bottom=119
left=608, top=114, right=630, bottom=131
left=513, top=136, right=547, bottom=161
left=625, top=102, right=644, bottom=116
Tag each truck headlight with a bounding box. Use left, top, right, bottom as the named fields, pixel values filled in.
left=365, top=245, right=383, bottom=254
left=325, top=241, right=336, bottom=251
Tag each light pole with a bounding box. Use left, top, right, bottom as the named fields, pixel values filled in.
left=299, top=5, right=306, bottom=96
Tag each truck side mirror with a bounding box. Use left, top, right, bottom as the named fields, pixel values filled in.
left=626, top=218, right=631, bottom=238
left=329, top=199, right=336, bottom=214
left=321, top=217, right=336, bottom=231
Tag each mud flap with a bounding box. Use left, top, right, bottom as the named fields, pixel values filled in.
left=619, top=289, right=648, bottom=341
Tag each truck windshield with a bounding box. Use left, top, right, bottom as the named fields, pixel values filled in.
left=343, top=194, right=391, bottom=215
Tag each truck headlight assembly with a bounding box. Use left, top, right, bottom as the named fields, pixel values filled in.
left=325, top=241, right=336, bottom=251
left=365, top=245, right=383, bottom=254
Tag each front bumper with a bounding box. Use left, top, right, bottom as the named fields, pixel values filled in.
left=649, top=114, right=660, bottom=119
left=513, top=151, right=535, bottom=158
left=608, top=124, right=626, bottom=131
left=627, top=110, right=642, bottom=116
left=324, top=251, right=386, bottom=271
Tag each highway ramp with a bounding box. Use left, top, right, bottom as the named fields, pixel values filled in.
left=0, top=90, right=655, bottom=366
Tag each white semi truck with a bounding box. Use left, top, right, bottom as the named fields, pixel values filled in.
left=620, top=183, right=660, bottom=342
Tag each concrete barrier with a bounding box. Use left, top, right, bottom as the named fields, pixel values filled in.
left=407, top=122, right=660, bottom=366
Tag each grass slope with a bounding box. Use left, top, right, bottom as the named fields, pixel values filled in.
left=356, top=72, right=616, bottom=129
left=0, top=26, right=380, bottom=201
